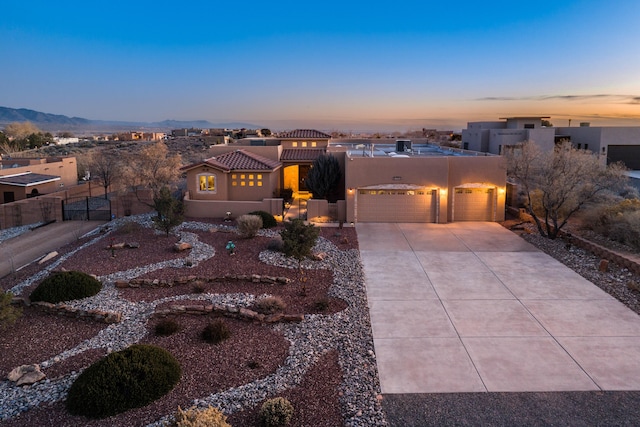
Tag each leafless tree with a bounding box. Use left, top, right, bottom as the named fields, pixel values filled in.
left=123, top=142, right=182, bottom=200
left=90, top=149, right=125, bottom=199
left=3, top=121, right=40, bottom=140
left=504, top=140, right=628, bottom=239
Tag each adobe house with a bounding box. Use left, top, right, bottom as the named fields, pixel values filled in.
left=181, top=149, right=283, bottom=218
left=181, top=130, right=506, bottom=223
left=0, top=156, right=78, bottom=204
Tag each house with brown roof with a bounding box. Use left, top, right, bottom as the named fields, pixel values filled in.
left=181, top=130, right=507, bottom=223
left=181, top=149, right=283, bottom=218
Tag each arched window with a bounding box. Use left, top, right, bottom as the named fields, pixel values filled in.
left=197, top=173, right=216, bottom=193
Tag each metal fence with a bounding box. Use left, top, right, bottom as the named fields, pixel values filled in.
left=62, top=196, right=112, bottom=221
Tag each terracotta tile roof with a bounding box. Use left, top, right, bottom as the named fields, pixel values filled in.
left=277, top=129, right=331, bottom=139
left=280, top=148, right=326, bottom=162
left=181, top=149, right=281, bottom=172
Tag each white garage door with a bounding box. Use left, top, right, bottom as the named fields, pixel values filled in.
left=454, top=188, right=494, bottom=221
left=357, top=188, right=436, bottom=222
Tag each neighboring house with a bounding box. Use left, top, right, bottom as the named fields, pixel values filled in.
left=462, top=117, right=640, bottom=170
left=0, top=156, right=78, bottom=204
left=462, top=117, right=557, bottom=154
left=554, top=125, right=640, bottom=169
left=181, top=130, right=506, bottom=223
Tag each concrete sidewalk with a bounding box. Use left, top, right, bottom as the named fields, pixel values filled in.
left=0, top=221, right=105, bottom=280
left=358, top=222, right=640, bottom=393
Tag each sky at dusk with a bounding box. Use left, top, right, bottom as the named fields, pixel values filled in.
left=2, top=0, right=640, bottom=131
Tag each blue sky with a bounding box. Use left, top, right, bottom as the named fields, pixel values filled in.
left=2, top=0, right=639, bottom=131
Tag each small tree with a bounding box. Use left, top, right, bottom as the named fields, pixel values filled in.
left=305, top=154, right=341, bottom=200
left=90, top=149, right=124, bottom=199
left=280, top=219, right=319, bottom=296
left=505, top=140, right=627, bottom=239
left=124, top=142, right=182, bottom=205
left=280, top=219, right=319, bottom=260
left=153, top=186, right=184, bottom=236
left=0, top=290, right=22, bottom=331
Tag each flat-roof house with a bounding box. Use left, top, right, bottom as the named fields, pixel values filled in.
left=181, top=130, right=506, bottom=223
left=0, top=156, right=78, bottom=204
left=461, top=117, right=556, bottom=154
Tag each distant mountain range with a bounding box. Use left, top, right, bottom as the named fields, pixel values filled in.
left=0, top=107, right=263, bottom=132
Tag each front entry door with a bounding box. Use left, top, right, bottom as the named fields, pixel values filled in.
left=298, top=165, right=311, bottom=191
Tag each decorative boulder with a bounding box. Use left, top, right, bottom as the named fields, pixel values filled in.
left=8, top=364, right=46, bottom=385
left=174, top=242, right=192, bottom=252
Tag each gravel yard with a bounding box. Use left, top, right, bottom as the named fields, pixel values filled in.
left=0, top=216, right=385, bottom=427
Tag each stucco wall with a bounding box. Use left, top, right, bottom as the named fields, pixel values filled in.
left=183, top=193, right=283, bottom=218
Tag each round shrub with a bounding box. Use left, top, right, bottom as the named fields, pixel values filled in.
left=254, top=296, right=286, bottom=315
left=260, top=397, right=294, bottom=427
left=66, top=344, right=181, bottom=418
left=248, top=210, right=278, bottom=228
left=166, top=405, right=231, bottom=427
left=236, top=214, right=263, bottom=238
left=155, top=319, right=181, bottom=336
left=30, top=271, right=102, bottom=304
left=201, top=319, right=231, bottom=344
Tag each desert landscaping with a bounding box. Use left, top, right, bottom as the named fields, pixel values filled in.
left=0, top=214, right=385, bottom=426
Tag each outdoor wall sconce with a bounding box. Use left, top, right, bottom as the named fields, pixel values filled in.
left=439, top=189, right=447, bottom=196
left=348, top=188, right=354, bottom=194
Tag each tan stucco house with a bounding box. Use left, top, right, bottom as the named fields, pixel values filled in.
left=0, top=156, right=78, bottom=204
left=181, top=130, right=506, bottom=223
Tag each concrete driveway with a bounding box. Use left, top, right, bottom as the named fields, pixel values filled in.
left=358, top=222, right=640, bottom=393
left=0, top=221, right=105, bottom=279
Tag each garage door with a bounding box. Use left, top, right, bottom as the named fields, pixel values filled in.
left=607, top=146, right=640, bottom=169
left=357, top=188, right=436, bottom=222
left=453, top=188, right=494, bottom=221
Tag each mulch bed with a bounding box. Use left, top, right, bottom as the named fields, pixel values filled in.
left=2, top=218, right=352, bottom=426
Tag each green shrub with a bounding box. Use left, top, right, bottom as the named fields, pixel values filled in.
left=66, top=344, right=181, bottom=418
left=236, top=214, right=263, bottom=238
left=155, top=319, right=181, bottom=336
left=313, top=298, right=329, bottom=312
left=280, top=219, right=319, bottom=260
left=165, top=405, right=231, bottom=427
left=248, top=210, right=278, bottom=228
left=30, top=271, right=102, bottom=303
left=0, top=290, right=22, bottom=331
left=192, top=283, right=206, bottom=294
left=260, top=397, right=294, bottom=427
left=267, top=237, right=284, bottom=252
left=201, top=319, right=231, bottom=344
left=254, top=296, right=286, bottom=315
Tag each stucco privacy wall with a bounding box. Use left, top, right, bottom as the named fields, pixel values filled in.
left=182, top=194, right=283, bottom=218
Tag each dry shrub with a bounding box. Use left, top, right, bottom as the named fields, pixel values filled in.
left=254, top=296, right=287, bottom=315
left=236, top=214, right=263, bottom=238
left=583, top=199, right=640, bottom=250
left=201, top=319, right=231, bottom=344
left=166, top=405, right=231, bottom=427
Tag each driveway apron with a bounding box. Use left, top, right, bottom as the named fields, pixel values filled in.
left=358, top=222, right=640, bottom=393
